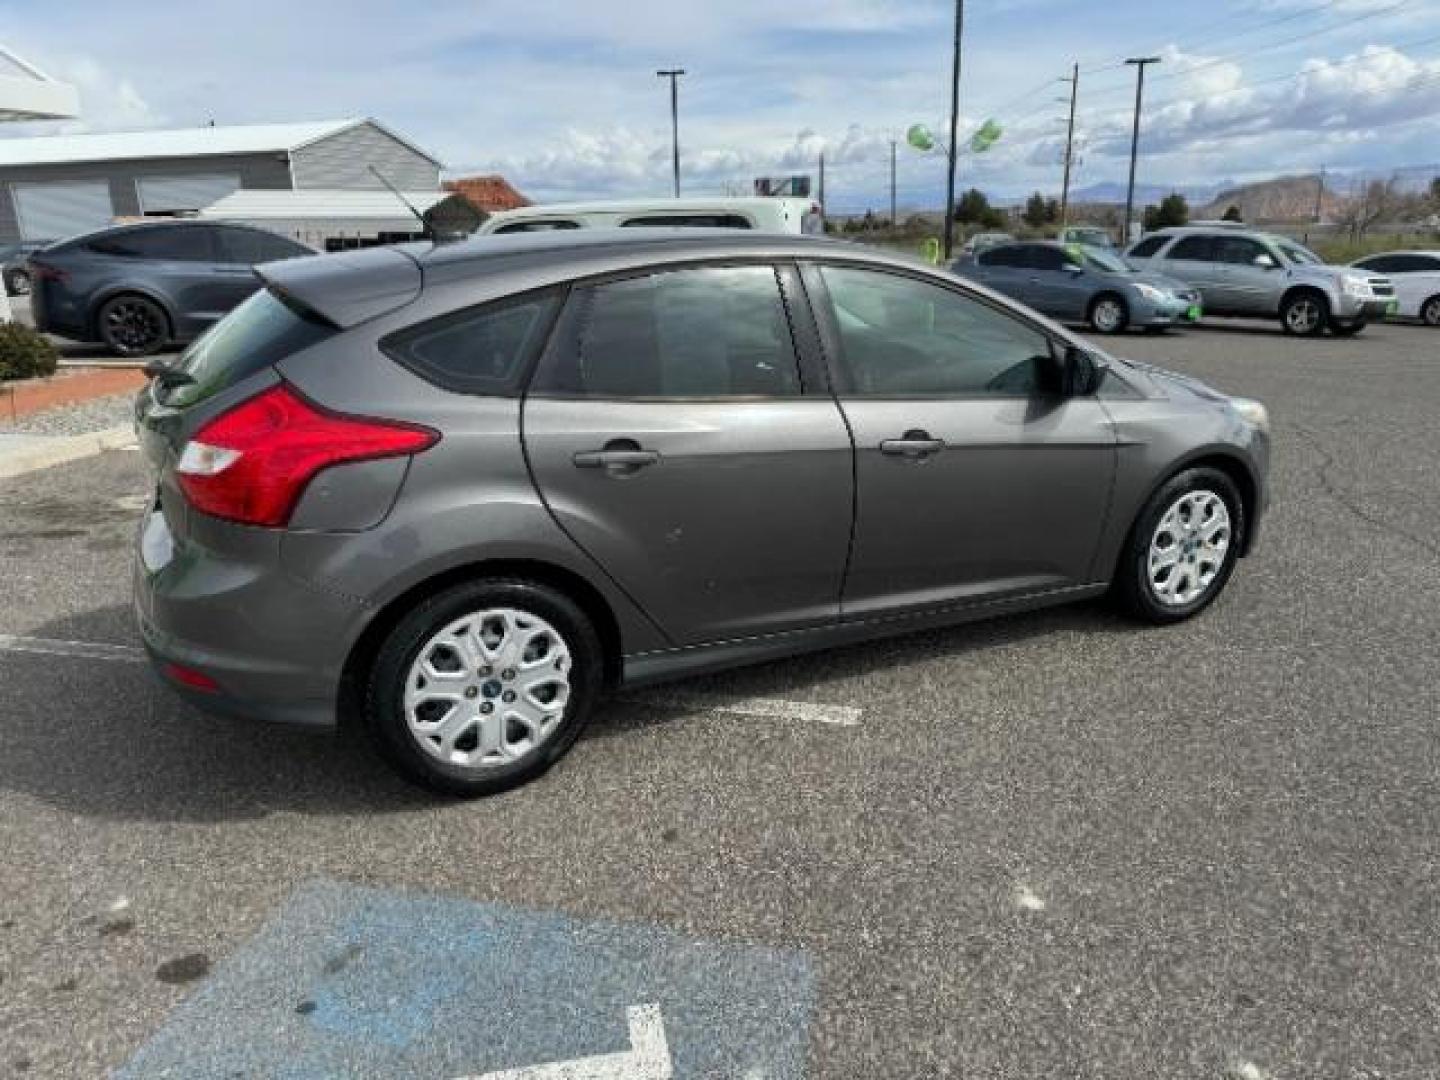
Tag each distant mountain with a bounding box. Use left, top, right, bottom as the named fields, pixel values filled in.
left=1198, top=174, right=1342, bottom=223
left=1066, top=180, right=1225, bottom=206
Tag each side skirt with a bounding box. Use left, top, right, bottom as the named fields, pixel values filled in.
left=620, top=582, right=1110, bottom=688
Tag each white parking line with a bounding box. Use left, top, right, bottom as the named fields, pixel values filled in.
left=0, top=634, right=145, bottom=663
left=624, top=691, right=862, bottom=727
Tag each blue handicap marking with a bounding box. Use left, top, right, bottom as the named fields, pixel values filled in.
left=118, top=880, right=815, bottom=1078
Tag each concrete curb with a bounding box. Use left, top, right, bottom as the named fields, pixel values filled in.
left=0, top=424, right=138, bottom=480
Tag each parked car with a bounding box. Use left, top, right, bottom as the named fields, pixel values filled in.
left=134, top=230, right=1270, bottom=796
left=1349, top=250, right=1440, bottom=327
left=959, top=231, right=1015, bottom=256
left=478, top=197, right=823, bottom=236
left=953, top=240, right=1202, bottom=334
left=27, top=220, right=314, bottom=357
left=1, top=240, right=50, bottom=296
left=1125, top=226, right=1396, bottom=336
left=1057, top=226, right=1114, bottom=249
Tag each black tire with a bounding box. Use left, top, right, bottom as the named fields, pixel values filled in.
left=1330, top=320, right=1366, bottom=337
left=363, top=578, right=603, bottom=797
left=1088, top=293, right=1129, bottom=334
left=5, top=268, right=29, bottom=296
left=96, top=293, right=170, bottom=357
left=1280, top=290, right=1328, bottom=336
left=1113, top=466, right=1246, bottom=624
left=1421, top=295, right=1440, bottom=327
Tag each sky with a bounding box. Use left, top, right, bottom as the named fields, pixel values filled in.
left=2, top=0, right=1439, bottom=213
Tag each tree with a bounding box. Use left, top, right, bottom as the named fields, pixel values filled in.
left=1044, top=197, right=1060, bottom=223
left=954, top=187, right=993, bottom=225
left=1142, top=193, right=1189, bottom=231
left=1337, top=178, right=1400, bottom=240
left=1222, top=205, right=1243, bottom=222
left=1023, top=192, right=1049, bottom=229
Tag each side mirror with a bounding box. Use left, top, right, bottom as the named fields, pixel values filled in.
left=1064, top=263, right=1085, bottom=275
left=1062, top=345, right=1103, bottom=396
left=1253, top=253, right=1278, bottom=269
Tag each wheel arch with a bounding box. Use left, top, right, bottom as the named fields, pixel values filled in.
left=1116, top=449, right=1261, bottom=573
left=87, top=285, right=176, bottom=343
left=338, top=557, right=625, bottom=729
left=1280, top=283, right=1330, bottom=314
left=1420, top=292, right=1440, bottom=323
left=1089, top=289, right=1129, bottom=322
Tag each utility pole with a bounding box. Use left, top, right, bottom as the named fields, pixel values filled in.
left=1059, top=63, right=1079, bottom=230
left=655, top=68, right=685, bottom=197
left=818, top=150, right=826, bottom=212
left=1122, top=56, right=1160, bottom=245
left=942, top=0, right=965, bottom=261
left=1314, top=166, right=1326, bottom=223
left=890, top=139, right=898, bottom=229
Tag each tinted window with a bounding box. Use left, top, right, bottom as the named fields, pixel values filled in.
left=620, top=214, right=752, bottom=229
left=217, top=226, right=310, bottom=265
left=1354, top=256, right=1396, bottom=273
left=1168, top=235, right=1216, bottom=261
left=978, top=245, right=1027, bottom=268
left=819, top=266, right=1057, bottom=397
left=383, top=291, right=560, bottom=396
left=1365, top=253, right=1440, bottom=273
left=493, top=220, right=581, bottom=234
left=88, top=226, right=215, bottom=261
left=1029, top=246, right=1071, bottom=272
left=1215, top=237, right=1271, bottom=266
left=535, top=266, right=800, bottom=398
left=162, top=290, right=333, bottom=408
left=1129, top=235, right=1169, bottom=258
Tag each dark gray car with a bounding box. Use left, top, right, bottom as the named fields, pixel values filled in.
left=28, top=219, right=312, bottom=357
left=954, top=241, right=1202, bottom=334
left=133, top=230, right=1270, bottom=796
left=1, top=240, right=49, bottom=295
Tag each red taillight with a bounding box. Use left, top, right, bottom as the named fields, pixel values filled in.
left=176, top=383, right=437, bottom=527
left=164, top=662, right=220, bottom=693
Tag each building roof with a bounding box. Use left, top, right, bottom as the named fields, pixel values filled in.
left=199, top=188, right=451, bottom=221
left=0, top=45, right=79, bottom=122
left=444, top=175, right=530, bottom=212
left=0, top=117, right=442, bottom=168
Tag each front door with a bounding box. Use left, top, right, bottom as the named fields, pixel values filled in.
left=1213, top=235, right=1281, bottom=314
left=523, top=264, right=853, bottom=646
left=803, top=263, right=1116, bottom=619
left=1026, top=245, right=1092, bottom=321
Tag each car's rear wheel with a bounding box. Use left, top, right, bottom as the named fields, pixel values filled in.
left=97, top=294, right=170, bottom=357
left=1421, top=295, right=1440, bottom=327
left=1088, top=294, right=1129, bottom=334
left=1281, top=291, right=1328, bottom=336
left=364, top=578, right=603, bottom=797
left=1114, top=467, right=1245, bottom=624
left=5, top=268, right=30, bottom=296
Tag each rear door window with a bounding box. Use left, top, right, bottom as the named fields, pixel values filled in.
left=492, top=220, right=582, bottom=234
left=216, top=226, right=311, bottom=265
left=619, top=214, right=753, bottom=229
left=533, top=265, right=801, bottom=398
left=161, top=289, right=334, bottom=408
left=88, top=226, right=216, bottom=261
left=381, top=291, right=561, bottom=396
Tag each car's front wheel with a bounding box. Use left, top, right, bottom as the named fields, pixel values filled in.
left=1088, top=293, right=1129, bottom=334
left=1280, top=291, right=1328, bottom=336
left=1421, top=295, right=1440, bottom=327
left=96, top=294, right=170, bottom=357
left=364, top=578, right=603, bottom=797
left=1114, top=467, right=1245, bottom=624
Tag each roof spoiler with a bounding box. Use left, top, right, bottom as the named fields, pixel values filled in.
left=254, top=247, right=422, bottom=328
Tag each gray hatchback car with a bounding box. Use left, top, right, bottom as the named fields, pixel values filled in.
left=134, top=230, right=1270, bottom=796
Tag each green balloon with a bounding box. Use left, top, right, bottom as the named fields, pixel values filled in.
left=969, top=119, right=1002, bottom=153
left=906, top=124, right=935, bottom=152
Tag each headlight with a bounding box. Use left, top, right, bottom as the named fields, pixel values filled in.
left=1132, top=283, right=1166, bottom=303
left=1229, top=397, right=1270, bottom=435
left=1342, top=275, right=1370, bottom=298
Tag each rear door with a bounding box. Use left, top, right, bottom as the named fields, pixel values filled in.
left=963, top=244, right=1029, bottom=303
left=803, top=262, right=1116, bottom=619
left=1156, top=234, right=1224, bottom=310
left=522, top=263, right=854, bottom=646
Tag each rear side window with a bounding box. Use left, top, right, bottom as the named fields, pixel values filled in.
left=533, top=265, right=801, bottom=398
left=1168, top=236, right=1216, bottom=261
left=1128, top=235, right=1168, bottom=258
left=163, top=289, right=333, bottom=408
left=620, top=214, right=752, bottom=229
left=493, top=220, right=581, bottom=234
left=88, top=226, right=215, bottom=261
left=382, top=291, right=561, bottom=396
left=217, top=226, right=310, bottom=265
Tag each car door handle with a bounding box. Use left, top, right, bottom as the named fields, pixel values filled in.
left=572, top=440, right=661, bottom=472
left=880, top=431, right=945, bottom=458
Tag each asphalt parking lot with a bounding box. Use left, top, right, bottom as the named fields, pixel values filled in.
left=2, top=319, right=1438, bottom=1078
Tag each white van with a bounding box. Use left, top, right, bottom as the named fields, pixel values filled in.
left=477, top=196, right=824, bottom=236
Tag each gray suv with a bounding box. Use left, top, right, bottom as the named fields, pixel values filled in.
left=134, top=230, right=1270, bottom=796
left=1125, top=226, right=1396, bottom=336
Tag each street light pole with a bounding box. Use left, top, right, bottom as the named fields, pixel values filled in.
left=656, top=68, right=685, bottom=197
left=1059, top=62, right=1079, bottom=230
left=890, top=138, right=898, bottom=229
left=942, top=0, right=965, bottom=261
left=1122, top=56, right=1160, bottom=245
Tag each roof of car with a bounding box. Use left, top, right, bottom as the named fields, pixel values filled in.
left=486, top=197, right=814, bottom=217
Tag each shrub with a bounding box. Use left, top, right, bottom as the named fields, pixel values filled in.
left=0, top=321, right=59, bottom=382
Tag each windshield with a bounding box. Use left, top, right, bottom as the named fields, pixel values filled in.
left=1276, top=240, right=1323, bottom=266
left=1076, top=247, right=1131, bottom=273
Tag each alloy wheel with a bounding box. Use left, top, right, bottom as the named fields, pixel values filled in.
left=1284, top=297, right=1323, bottom=335
left=403, top=608, right=572, bottom=769
left=1423, top=297, right=1440, bottom=327
left=1092, top=298, right=1125, bottom=333
left=102, top=298, right=166, bottom=355
left=1147, top=490, right=1231, bottom=607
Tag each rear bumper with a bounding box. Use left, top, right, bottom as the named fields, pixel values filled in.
left=133, top=507, right=362, bottom=729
